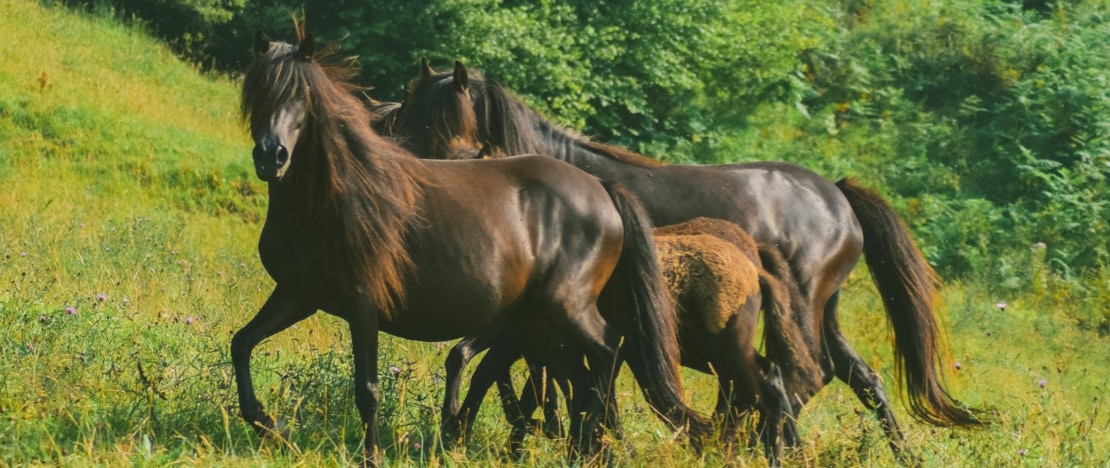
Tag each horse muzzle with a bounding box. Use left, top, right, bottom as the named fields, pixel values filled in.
left=252, top=140, right=290, bottom=182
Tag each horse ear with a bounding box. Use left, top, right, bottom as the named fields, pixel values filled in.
left=298, top=33, right=315, bottom=61
left=420, top=57, right=435, bottom=79
left=453, top=60, right=469, bottom=93
left=254, top=29, right=270, bottom=57
left=478, top=141, right=495, bottom=159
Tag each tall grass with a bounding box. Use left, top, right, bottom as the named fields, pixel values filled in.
left=0, top=0, right=1107, bottom=465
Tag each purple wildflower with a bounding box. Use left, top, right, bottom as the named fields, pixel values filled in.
left=390, top=366, right=401, bottom=377
left=413, top=442, right=422, bottom=450
left=97, top=293, right=106, bottom=302
left=1038, top=379, right=1047, bottom=389
left=185, top=316, right=195, bottom=325
left=996, top=302, right=1007, bottom=311
left=65, top=306, right=77, bottom=315
left=955, top=361, right=962, bottom=371
left=1018, top=449, right=1027, bottom=456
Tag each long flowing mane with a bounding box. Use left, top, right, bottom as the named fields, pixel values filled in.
left=241, top=26, right=425, bottom=312
left=470, top=78, right=665, bottom=167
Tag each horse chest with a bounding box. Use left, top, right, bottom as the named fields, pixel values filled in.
left=257, top=229, right=339, bottom=303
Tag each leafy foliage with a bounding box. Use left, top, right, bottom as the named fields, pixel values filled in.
left=49, top=0, right=1110, bottom=288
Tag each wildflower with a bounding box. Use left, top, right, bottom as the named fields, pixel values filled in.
left=122, top=298, right=130, bottom=305
left=390, top=366, right=401, bottom=377
left=954, top=361, right=961, bottom=371
left=1018, top=449, right=1027, bottom=456
left=1033, top=242, right=1046, bottom=250
left=25, top=343, right=34, bottom=352
left=97, top=294, right=106, bottom=302
left=185, top=317, right=195, bottom=325
left=413, top=442, right=422, bottom=450
left=1038, top=379, right=1046, bottom=389
left=996, top=302, right=1007, bottom=311
left=65, top=306, right=77, bottom=315
left=20, top=252, right=27, bottom=257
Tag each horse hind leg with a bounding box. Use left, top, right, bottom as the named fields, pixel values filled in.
left=544, top=299, right=624, bottom=463
left=823, top=291, right=908, bottom=457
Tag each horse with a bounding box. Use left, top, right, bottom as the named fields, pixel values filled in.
left=233, top=28, right=708, bottom=464
left=443, top=217, right=824, bottom=465
left=389, top=61, right=983, bottom=457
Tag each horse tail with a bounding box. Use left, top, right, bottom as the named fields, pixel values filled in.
left=757, top=245, right=823, bottom=398
left=601, top=182, right=710, bottom=441
left=835, top=178, right=981, bottom=426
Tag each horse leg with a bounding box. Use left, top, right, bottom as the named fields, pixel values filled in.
left=231, top=286, right=315, bottom=438
left=498, top=360, right=554, bottom=454
left=823, top=291, right=907, bottom=457
left=497, top=359, right=532, bottom=455
left=442, top=331, right=501, bottom=440
left=763, top=362, right=800, bottom=449
left=347, top=310, right=382, bottom=466
left=555, top=303, right=623, bottom=463
left=441, top=331, right=507, bottom=446
left=756, top=362, right=796, bottom=467
left=451, top=338, right=526, bottom=446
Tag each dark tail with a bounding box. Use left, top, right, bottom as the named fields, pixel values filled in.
left=757, top=245, right=824, bottom=400
left=836, top=178, right=982, bottom=426
left=601, top=182, right=710, bottom=441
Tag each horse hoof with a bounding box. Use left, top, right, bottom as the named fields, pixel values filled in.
left=254, top=414, right=291, bottom=441
left=440, top=418, right=465, bottom=447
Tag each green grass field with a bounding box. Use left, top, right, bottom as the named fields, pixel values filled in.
left=1, top=1, right=1107, bottom=465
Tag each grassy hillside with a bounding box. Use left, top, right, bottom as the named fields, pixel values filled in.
left=0, top=0, right=1107, bottom=465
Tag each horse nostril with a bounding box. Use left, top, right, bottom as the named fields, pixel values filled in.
left=276, top=146, right=289, bottom=166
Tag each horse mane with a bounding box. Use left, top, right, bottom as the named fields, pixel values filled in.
left=472, top=78, right=665, bottom=167
left=242, top=26, right=425, bottom=313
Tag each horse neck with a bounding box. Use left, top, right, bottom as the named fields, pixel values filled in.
left=540, top=126, right=655, bottom=179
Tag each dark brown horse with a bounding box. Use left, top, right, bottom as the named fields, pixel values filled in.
left=443, top=217, right=823, bottom=465
left=234, top=29, right=707, bottom=464
left=390, top=62, right=982, bottom=457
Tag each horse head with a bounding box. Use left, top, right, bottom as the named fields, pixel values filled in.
left=244, top=30, right=316, bottom=182
left=395, top=59, right=479, bottom=159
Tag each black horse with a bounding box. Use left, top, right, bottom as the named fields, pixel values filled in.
left=390, top=61, right=982, bottom=457
left=233, top=29, right=706, bottom=464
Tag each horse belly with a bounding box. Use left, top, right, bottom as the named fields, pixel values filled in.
left=382, top=256, right=530, bottom=342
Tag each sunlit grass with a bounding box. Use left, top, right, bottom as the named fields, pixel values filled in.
left=0, top=0, right=1107, bottom=465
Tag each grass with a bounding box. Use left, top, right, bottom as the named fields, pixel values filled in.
left=1, top=0, right=1108, bottom=465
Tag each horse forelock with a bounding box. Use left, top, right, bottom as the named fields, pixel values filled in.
left=243, top=37, right=424, bottom=314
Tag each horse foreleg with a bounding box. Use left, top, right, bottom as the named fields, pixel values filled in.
left=230, top=286, right=315, bottom=438
left=348, top=311, right=382, bottom=467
